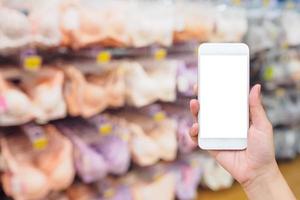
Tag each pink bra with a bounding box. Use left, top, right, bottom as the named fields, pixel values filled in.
left=1, top=124, right=75, bottom=200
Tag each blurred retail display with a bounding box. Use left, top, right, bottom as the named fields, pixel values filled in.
left=0, top=0, right=300, bottom=200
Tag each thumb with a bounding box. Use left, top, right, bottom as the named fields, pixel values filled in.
left=249, top=84, right=271, bottom=131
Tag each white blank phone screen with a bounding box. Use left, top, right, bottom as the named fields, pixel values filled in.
left=199, top=55, right=248, bottom=138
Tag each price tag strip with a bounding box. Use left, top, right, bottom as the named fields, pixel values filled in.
left=263, top=66, right=274, bottom=81
left=153, top=111, right=166, bottom=122
left=23, top=55, right=42, bottom=71
left=98, top=123, right=113, bottom=136
left=154, top=48, right=167, bottom=61
left=97, top=51, right=111, bottom=64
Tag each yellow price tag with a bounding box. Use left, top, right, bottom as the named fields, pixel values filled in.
left=120, top=133, right=129, bottom=142
left=275, top=88, right=285, bottom=97
left=33, top=137, right=48, bottom=150
left=153, top=171, right=163, bottom=180
left=263, top=0, right=270, bottom=7
left=97, top=51, right=111, bottom=64
left=153, top=112, right=166, bottom=122
left=263, top=66, right=274, bottom=81
left=232, top=0, right=241, bottom=5
left=104, top=188, right=115, bottom=198
left=281, top=42, right=289, bottom=49
left=154, top=48, right=167, bottom=61
left=99, top=123, right=112, bottom=135
left=286, top=1, right=295, bottom=9
left=24, top=56, right=42, bottom=71
left=191, top=160, right=198, bottom=168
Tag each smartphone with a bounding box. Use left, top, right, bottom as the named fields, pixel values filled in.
left=198, top=43, right=249, bottom=150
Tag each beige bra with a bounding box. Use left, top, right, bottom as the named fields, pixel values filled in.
left=63, top=66, right=125, bottom=118
left=0, top=74, right=34, bottom=126
left=21, top=68, right=67, bottom=124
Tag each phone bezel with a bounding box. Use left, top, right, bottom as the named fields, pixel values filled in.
left=198, top=43, right=249, bottom=150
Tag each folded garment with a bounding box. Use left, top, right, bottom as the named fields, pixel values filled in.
left=56, top=121, right=108, bottom=183
left=0, top=7, right=31, bottom=54
left=0, top=74, right=34, bottom=126
left=1, top=128, right=50, bottom=200
left=88, top=114, right=131, bottom=175
left=123, top=61, right=177, bottom=107
left=63, top=66, right=125, bottom=118
left=21, top=68, right=67, bottom=124
left=119, top=110, right=177, bottom=163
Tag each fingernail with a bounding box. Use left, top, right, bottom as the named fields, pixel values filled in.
left=257, top=84, right=261, bottom=95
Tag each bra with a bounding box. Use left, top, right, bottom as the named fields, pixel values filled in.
left=56, top=122, right=108, bottom=183
left=0, top=74, right=34, bottom=126
left=21, top=68, right=67, bottom=123
left=1, top=130, right=50, bottom=200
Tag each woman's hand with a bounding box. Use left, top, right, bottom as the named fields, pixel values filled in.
left=190, top=84, right=296, bottom=200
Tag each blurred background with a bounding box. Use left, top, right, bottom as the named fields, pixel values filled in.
left=0, top=0, right=299, bottom=199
